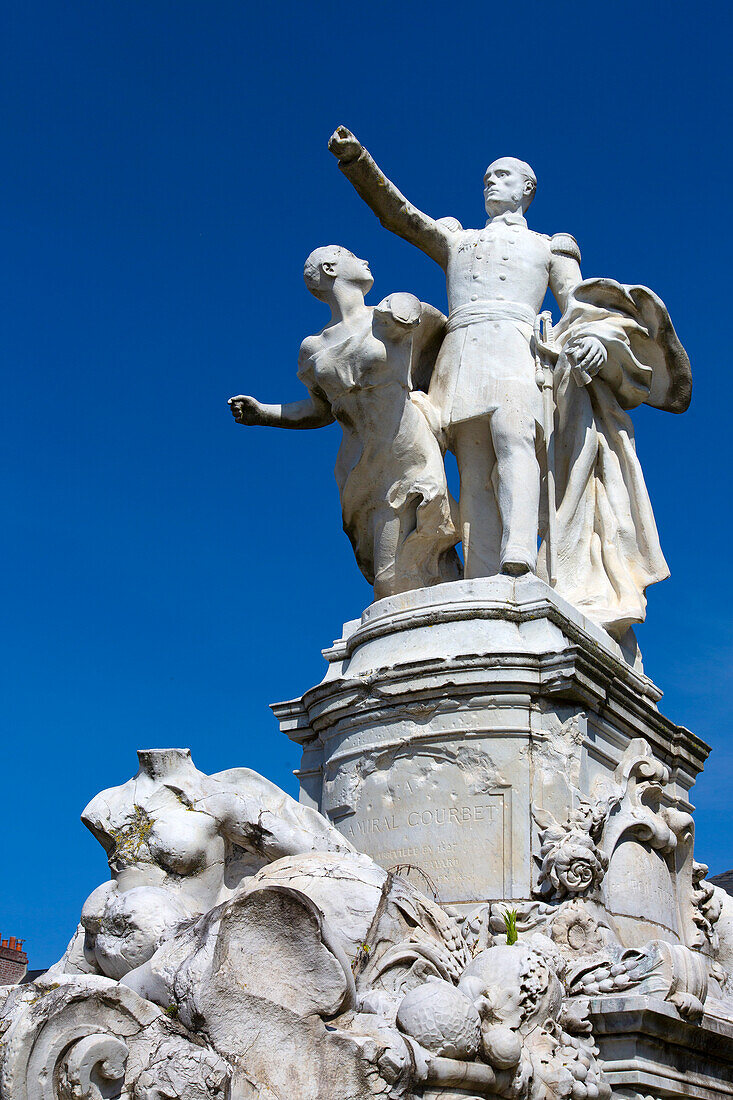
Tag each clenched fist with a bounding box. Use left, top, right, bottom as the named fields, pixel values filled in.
left=328, top=125, right=362, bottom=162
left=228, top=394, right=265, bottom=426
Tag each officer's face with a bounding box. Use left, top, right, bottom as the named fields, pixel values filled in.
left=484, top=161, right=529, bottom=216
left=335, top=250, right=374, bottom=292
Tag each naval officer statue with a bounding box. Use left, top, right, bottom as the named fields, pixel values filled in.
left=328, top=125, right=605, bottom=579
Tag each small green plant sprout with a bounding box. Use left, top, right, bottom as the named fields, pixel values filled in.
left=503, top=908, right=519, bottom=945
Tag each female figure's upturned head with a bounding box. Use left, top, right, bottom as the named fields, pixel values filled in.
left=303, top=246, right=374, bottom=301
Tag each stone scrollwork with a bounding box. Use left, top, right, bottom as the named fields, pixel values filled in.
left=56, top=1033, right=128, bottom=1100
left=691, top=860, right=723, bottom=950
left=533, top=739, right=722, bottom=965
left=3, top=737, right=729, bottom=1098
left=594, top=739, right=722, bottom=954
left=0, top=973, right=216, bottom=1100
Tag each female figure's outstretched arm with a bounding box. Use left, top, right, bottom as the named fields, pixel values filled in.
left=229, top=392, right=333, bottom=429
left=228, top=342, right=334, bottom=429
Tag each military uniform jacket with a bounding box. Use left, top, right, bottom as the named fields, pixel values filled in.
left=338, top=148, right=581, bottom=430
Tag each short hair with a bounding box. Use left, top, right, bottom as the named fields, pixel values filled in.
left=486, top=157, right=537, bottom=211
left=303, top=245, right=343, bottom=300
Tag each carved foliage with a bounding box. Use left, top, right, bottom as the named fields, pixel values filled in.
left=533, top=800, right=614, bottom=901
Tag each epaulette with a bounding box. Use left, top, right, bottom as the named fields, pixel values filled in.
left=550, top=232, right=581, bottom=263
left=436, top=216, right=463, bottom=232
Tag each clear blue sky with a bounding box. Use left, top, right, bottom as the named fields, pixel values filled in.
left=1, top=1, right=731, bottom=968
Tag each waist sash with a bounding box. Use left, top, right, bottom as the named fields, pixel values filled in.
left=445, top=299, right=536, bottom=333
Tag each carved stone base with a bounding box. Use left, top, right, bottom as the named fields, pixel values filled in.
left=273, top=576, right=709, bottom=915
left=589, top=995, right=733, bottom=1100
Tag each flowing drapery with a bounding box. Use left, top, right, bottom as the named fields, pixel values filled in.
left=538, top=279, right=691, bottom=638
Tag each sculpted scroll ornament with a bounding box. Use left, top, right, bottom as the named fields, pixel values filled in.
left=532, top=739, right=722, bottom=954
left=524, top=738, right=728, bottom=1027
left=56, top=1033, right=128, bottom=1100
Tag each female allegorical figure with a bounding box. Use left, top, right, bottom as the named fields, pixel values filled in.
left=229, top=246, right=460, bottom=598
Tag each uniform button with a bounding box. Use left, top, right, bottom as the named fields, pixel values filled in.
left=479, top=234, right=487, bottom=241
left=472, top=273, right=479, bottom=279
left=502, top=255, right=510, bottom=260
left=475, top=252, right=483, bottom=259
left=470, top=294, right=478, bottom=301
left=499, top=274, right=506, bottom=280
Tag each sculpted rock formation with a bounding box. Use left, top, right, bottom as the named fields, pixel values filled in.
left=57, top=747, right=353, bottom=980
left=2, top=744, right=730, bottom=1100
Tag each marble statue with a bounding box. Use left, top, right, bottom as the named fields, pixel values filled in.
left=57, top=746, right=354, bottom=979
left=3, top=132, right=727, bottom=1100
left=229, top=247, right=460, bottom=598
left=327, top=127, right=691, bottom=636
left=3, top=746, right=729, bottom=1099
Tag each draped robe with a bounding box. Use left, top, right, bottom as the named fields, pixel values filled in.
left=536, top=279, right=692, bottom=639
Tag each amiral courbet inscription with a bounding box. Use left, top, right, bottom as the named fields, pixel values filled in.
left=346, top=800, right=502, bottom=833
left=323, top=746, right=513, bottom=904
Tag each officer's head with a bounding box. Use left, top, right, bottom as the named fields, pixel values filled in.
left=483, top=158, right=537, bottom=217
left=304, top=246, right=374, bottom=301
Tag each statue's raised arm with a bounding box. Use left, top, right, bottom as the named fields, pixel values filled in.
left=328, top=126, right=451, bottom=267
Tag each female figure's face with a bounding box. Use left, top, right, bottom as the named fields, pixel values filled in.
left=334, top=250, right=374, bottom=294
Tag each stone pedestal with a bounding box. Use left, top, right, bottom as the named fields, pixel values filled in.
left=273, top=576, right=709, bottom=910
left=589, top=996, right=733, bottom=1100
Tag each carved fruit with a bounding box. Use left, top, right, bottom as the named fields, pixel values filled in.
left=396, top=979, right=481, bottom=1060
left=481, top=1024, right=522, bottom=1068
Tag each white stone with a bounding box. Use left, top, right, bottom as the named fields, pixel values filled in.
left=229, top=249, right=460, bottom=599
left=273, top=576, right=708, bottom=907
left=67, top=746, right=354, bottom=979
left=327, top=125, right=691, bottom=635
left=4, top=743, right=731, bottom=1099
left=4, top=125, right=730, bottom=1100
left=396, top=980, right=480, bottom=1059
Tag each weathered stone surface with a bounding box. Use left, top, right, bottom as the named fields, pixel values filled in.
left=274, top=577, right=709, bottom=908
left=589, top=995, right=733, bottom=1100
left=5, top=123, right=729, bottom=1100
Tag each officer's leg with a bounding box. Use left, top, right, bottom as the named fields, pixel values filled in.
left=489, top=404, right=541, bottom=575
left=451, top=418, right=502, bottom=579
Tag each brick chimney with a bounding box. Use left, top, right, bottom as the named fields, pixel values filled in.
left=0, top=936, right=28, bottom=985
